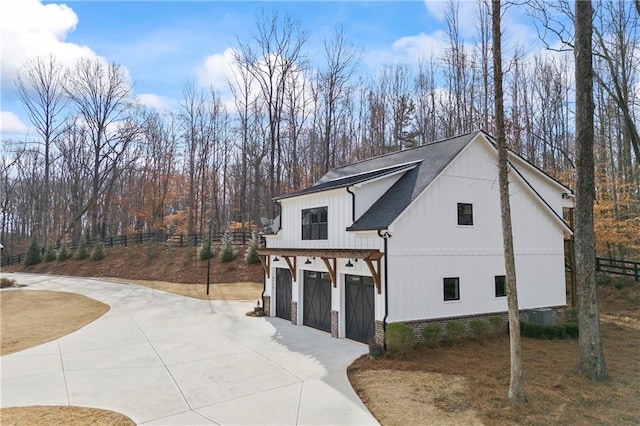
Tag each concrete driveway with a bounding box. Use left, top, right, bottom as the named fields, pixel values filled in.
left=0, top=273, right=378, bottom=425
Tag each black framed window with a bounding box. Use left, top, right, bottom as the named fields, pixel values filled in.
left=302, top=207, right=328, bottom=240
left=495, top=275, right=506, bottom=297
left=457, top=203, right=473, bottom=226
left=443, top=277, right=460, bottom=301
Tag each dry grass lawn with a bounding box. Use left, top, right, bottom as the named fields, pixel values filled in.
left=0, top=290, right=109, bottom=356
left=105, top=278, right=263, bottom=301
left=0, top=406, right=134, bottom=426
left=349, top=281, right=640, bottom=425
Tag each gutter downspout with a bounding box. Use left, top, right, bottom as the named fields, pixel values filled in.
left=346, top=186, right=355, bottom=222
left=260, top=235, right=267, bottom=313
left=378, top=229, right=391, bottom=350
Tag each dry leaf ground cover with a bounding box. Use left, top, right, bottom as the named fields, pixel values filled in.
left=348, top=280, right=640, bottom=426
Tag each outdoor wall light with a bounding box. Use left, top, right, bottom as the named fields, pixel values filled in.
left=345, top=259, right=354, bottom=267
left=305, top=258, right=312, bottom=265
left=273, top=256, right=280, bottom=262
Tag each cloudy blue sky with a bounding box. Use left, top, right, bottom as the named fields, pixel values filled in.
left=1, top=0, right=540, bottom=140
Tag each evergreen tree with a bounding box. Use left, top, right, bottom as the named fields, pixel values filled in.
left=219, top=230, right=237, bottom=263
left=244, top=232, right=260, bottom=264
left=24, top=239, right=42, bottom=266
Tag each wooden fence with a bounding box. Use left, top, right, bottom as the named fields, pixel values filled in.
left=596, top=257, right=640, bottom=281
left=0, top=231, right=252, bottom=267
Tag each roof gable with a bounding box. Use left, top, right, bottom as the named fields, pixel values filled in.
left=346, top=132, right=478, bottom=231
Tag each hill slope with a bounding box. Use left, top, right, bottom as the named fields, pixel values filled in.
left=2, top=243, right=264, bottom=284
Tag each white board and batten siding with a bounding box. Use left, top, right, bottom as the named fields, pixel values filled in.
left=386, top=135, right=568, bottom=323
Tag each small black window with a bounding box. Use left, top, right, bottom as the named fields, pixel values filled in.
left=302, top=207, right=328, bottom=240
left=457, top=203, right=473, bottom=225
left=443, top=277, right=460, bottom=301
left=495, top=275, right=506, bottom=297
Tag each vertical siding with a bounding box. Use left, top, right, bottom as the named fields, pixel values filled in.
left=387, top=139, right=567, bottom=322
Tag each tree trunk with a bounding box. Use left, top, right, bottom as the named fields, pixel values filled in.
left=492, top=0, right=525, bottom=401
left=574, top=0, right=608, bottom=381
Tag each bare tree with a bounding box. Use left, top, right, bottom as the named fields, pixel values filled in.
left=234, top=11, right=309, bottom=214
left=574, top=0, right=608, bottom=381
left=317, top=28, right=361, bottom=173
left=65, top=58, right=140, bottom=238
left=492, top=0, right=525, bottom=401
left=15, top=55, right=68, bottom=245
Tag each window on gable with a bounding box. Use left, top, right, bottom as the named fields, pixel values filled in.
left=457, top=203, right=473, bottom=225
left=495, top=275, right=506, bottom=297
left=443, top=277, right=460, bottom=301
left=302, top=207, right=328, bottom=240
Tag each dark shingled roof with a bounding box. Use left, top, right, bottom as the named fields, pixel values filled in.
left=344, top=131, right=479, bottom=231
left=274, top=161, right=420, bottom=201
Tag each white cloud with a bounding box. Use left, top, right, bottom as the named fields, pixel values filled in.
left=197, top=48, right=237, bottom=92
left=0, top=0, right=98, bottom=83
left=137, top=93, right=174, bottom=112
left=0, top=111, right=29, bottom=135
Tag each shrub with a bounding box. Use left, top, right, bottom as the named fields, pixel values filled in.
left=565, top=322, right=579, bottom=338
left=90, top=241, right=106, bottom=261
left=75, top=239, right=89, bottom=260
left=421, top=323, right=441, bottom=348
left=488, top=315, right=505, bottom=334
left=44, top=244, right=57, bottom=262
left=218, top=231, right=237, bottom=263
left=520, top=322, right=578, bottom=339
left=445, top=321, right=466, bottom=341
left=469, top=319, right=489, bottom=339
left=244, top=232, right=260, bottom=265
left=198, top=240, right=214, bottom=260
left=0, top=277, right=17, bottom=288
left=595, top=272, right=611, bottom=286
left=386, top=322, right=416, bottom=357
left=57, top=244, right=71, bottom=261
left=24, top=239, right=42, bottom=266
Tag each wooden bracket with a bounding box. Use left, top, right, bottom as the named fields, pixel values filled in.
left=258, top=255, right=270, bottom=278
left=364, top=255, right=382, bottom=294
left=283, top=256, right=297, bottom=282
left=321, top=257, right=337, bottom=287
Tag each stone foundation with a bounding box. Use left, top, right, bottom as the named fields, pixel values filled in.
left=262, top=296, right=270, bottom=316
left=388, top=306, right=566, bottom=343
left=291, top=301, right=298, bottom=325
left=374, top=321, right=385, bottom=346
left=331, top=310, right=339, bottom=338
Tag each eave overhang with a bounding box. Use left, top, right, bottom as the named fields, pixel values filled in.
left=256, top=248, right=384, bottom=294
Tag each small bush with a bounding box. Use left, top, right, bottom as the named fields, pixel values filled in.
left=445, top=321, right=466, bottom=341
left=75, top=239, right=89, bottom=260
left=24, top=239, right=42, bottom=266
left=198, top=240, right=214, bottom=260
left=44, top=244, right=57, bottom=262
left=488, top=315, right=505, bottom=334
left=90, top=241, right=106, bottom=261
left=1, top=277, right=17, bottom=288
left=386, top=322, right=417, bottom=357
left=57, top=244, right=71, bottom=261
left=595, top=272, right=611, bottom=286
left=244, top=232, right=260, bottom=265
left=421, top=323, right=441, bottom=348
left=218, top=231, right=237, bottom=263
left=469, top=319, right=489, bottom=339
left=521, top=322, right=578, bottom=339
left=565, top=322, right=579, bottom=338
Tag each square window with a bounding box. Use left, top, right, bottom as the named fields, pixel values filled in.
left=443, top=277, right=460, bottom=301
left=457, top=203, right=473, bottom=226
left=302, top=207, right=328, bottom=240
left=495, top=275, right=506, bottom=297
